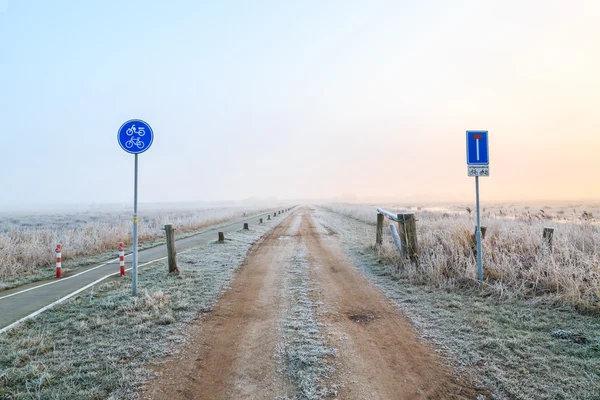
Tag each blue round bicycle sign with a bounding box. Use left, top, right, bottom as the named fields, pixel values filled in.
left=117, top=119, right=154, bottom=154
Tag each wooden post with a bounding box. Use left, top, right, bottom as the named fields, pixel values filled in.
left=274, top=213, right=277, bottom=217
left=268, top=215, right=271, bottom=220
left=218, top=232, right=225, bottom=243
left=472, top=226, right=488, bottom=241
left=260, top=218, right=263, bottom=224
left=164, top=224, right=179, bottom=275
left=543, top=227, right=554, bottom=250
left=397, top=213, right=418, bottom=261
left=389, top=223, right=403, bottom=255
left=243, top=223, right=249, bottom=230
left=375, top=213, right=384, bottom=247
left=471, top=226, right=487, bottom=255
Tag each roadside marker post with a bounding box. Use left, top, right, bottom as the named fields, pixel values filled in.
left=119, top=242, right=125, bottom=276
left=466, top=131, right=489, bottom=283
left=55, top=244, right=62, bottom=278
left=118, top=119, right=154, bottom=296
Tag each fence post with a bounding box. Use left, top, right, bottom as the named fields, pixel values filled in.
left=471, top=226, right=487, bottom=256
left=164, top=224, right=179, bottom=275
left=375, top=213, right=384, bottom=247
left=274, top=213, right=277, bottom=217
left=543, top=227, right=554, bottom=250
left=243, top=223, right=249, bottom=230
left=218, top=232, right=225, bottom=243
left=260, top=218, right=263, bottom=224
left=397, top=213, right=418, bottom=261
left=472, top=225, right=488, bottom=244
left=268, top=215, right=271, bottom=220
left=119, top=242, right=125, bottom=276
left=389, top=224, right=403, bottom=255
left=55, top=244, right=62, bottom=278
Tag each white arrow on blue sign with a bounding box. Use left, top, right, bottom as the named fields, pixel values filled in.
left=117, top=119, right=154, bottom=154
left=466, top=131, right=489, bottom=165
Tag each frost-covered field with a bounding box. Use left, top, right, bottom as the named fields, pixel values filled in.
left=0, top=217, right=281, bottom=399
left=323, top=202, right=600, bottom=309
left=314, top=207, right=600, bottom=400
left=0, top=205, right=271, bottom=282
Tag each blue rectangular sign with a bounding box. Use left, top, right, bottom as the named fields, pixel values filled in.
left=466, top=131, right=489, bottom=165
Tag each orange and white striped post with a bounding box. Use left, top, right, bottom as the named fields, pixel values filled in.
left=55, top=244, right=62, bottom=278
left=119, top=242, right=125, bottom=276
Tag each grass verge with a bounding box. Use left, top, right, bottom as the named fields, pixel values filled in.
left=0, top=209, right=274, bottom=292
left=321, top=203, right=600, bottom=310
left=0, top=220, right=279, bottom=400
left=315, top=207, right=600, bottom=400
left=278, top=245, right=337, bottom=400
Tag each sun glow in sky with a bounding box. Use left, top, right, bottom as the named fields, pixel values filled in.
left=1, top=0, right=599, bottom=207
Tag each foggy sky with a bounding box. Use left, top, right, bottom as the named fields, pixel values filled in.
left=1, top=0, right=599, bottom=208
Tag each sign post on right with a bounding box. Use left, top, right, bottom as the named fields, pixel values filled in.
left=466, top=130, right=489, bottom=283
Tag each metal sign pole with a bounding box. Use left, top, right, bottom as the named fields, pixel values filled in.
left=117, top=119, right=153, bottom=296
left=132, top=153, right=139, bottom=296
left=475, top=175, right=483, bottom=282
left=467, top=130, right=488, bottom=283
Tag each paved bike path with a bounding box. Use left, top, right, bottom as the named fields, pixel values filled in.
left=0, top=210, right=286, bottom=331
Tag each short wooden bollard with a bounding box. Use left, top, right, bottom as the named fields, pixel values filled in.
left=274, top=213, right=277, bottom=217
left=268, top=215, right=271, bottom=220
left=375, top=213, right=384, bottom=247
left=397, top=213, right=419, bottom=261
left=243, top=223, right=249, bottom=230
left=471, top=226, right=488, bottom=243
left=260, top=218, right=263, bottom=224
left=471, top=226, right=487, bottom=256
left=543, top=227, right=554, bottom=250
left=218, top=232, right=225, bottom=243
left=164, top=224, right=179, bottom=275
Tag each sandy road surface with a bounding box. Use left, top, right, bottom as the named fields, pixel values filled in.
left=142, top=207, right=484, bottom=399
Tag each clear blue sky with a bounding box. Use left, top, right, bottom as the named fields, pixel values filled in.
left=1, top=1, right=599, bottom=208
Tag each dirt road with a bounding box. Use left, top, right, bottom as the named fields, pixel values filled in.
left=142, top=207, right=484, bottom=399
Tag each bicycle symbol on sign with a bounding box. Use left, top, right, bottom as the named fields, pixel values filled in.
left=125, top=124, right=146, bottom=150
left=126, top=125, right=145, bottom=136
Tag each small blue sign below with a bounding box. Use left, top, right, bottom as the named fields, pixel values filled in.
left=118, top=119, right=154, bottom=154
left=466, top=131, right=489, bottom=165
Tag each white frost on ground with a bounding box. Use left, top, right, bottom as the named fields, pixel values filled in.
left=0, top=206, right=277, bottom=283
left=314, top=207, right=600, bottom=400
left=284, top=214, right=303, bottom=237
left=0, top=217, right=283, bottom=399
left=278, top=243, right=337, bottom=400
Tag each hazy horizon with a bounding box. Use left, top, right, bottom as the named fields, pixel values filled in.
left=2, top=1, right=599, bottom=208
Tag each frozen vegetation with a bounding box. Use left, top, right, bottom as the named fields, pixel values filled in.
left=315, top=206, right=600, bottom=400
left=323, top=202, right=600, bottom=309
left=0, top=218, right=280, bottom=399
left=279, top=245, right=336, bottom=399
left=0, top=205, right=271, bottom=283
